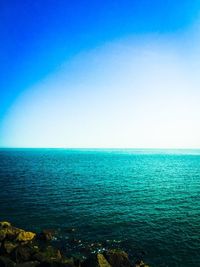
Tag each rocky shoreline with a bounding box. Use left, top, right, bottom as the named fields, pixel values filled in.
left=0, top=221, right=150, bottom=267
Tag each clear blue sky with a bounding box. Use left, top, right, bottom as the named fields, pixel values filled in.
left=1, top=0, right=200, bottom=147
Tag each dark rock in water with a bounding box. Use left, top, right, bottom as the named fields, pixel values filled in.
left=135, top=260, right=150, bottom=267
left=0, top=256, right=15, bottom=267
left=33, top=246, right=62, bottom=262
left=16, top=261, right=40, bottom=267
left=73, top=258, right=82, bottom=267
left=81, top=254, right=98, bottom=267
left=38, top=230, right=56, bottom=242
left=103, top=249, right=131, bottom=267
left=81, top=253, right=111, bottom=267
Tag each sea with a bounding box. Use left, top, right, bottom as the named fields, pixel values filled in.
left=0, top=148, right=200, bottom=266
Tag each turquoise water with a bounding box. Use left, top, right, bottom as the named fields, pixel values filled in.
left=0, top=149, right=200, bottom=266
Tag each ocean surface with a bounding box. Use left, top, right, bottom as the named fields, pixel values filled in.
left=0, top=148, right=200, bottom=266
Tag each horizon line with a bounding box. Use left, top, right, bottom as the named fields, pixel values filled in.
left=0, top=147, right=200, bottom=150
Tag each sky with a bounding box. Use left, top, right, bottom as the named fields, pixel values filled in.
left=0, top=0, right=200, bottom=148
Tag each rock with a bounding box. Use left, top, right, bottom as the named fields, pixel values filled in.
left=0, top=227, right=22, bottom=241
left=135, top=260, right=150, bottom=267
left=97, top=254, right=111, bottom=267
left=81, top=255, right=98, bottom=267
left=16, top=261, right=40, bottom=267
left=0, top=223, right=11, bottom=229
left=0, top=256, right=15, bottom=267
left=61, top=258, right=75, bottom=267
left=81, top=253, right=111, bottom=267
left=11, top=245, right=33, bottom=263
left=104, top=249, right=131, bottom=267
left=16, top=232, right=36, bottom=242
left=2, top=241, right=18, bottom=254
left=38, top=230, right=55, bottom=242
left=6, top=228, right=22, bottom=241
left=39, top=261, right=74, bottom=267
left=0, top=231, right=6, bottom=242
left=41, top=256, right=78, bottom=266
left=33, top=246, right=62, bottom=263
left=38, top=257, right=75, bottom=267
left=0, top=222, right=150, bottom=267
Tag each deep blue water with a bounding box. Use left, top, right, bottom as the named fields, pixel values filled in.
left=0, top=149, right=200, bottom=266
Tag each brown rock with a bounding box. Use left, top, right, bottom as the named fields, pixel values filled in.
left=104, top=249, right=131, bottom=267
left=38, top=230, right=55, bottom=242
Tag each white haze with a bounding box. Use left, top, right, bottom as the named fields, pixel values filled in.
left=1, top=30, right=200, bottom=148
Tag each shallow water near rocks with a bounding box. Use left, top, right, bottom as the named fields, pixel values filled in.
left=0, top=148, right=200, bottom=266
